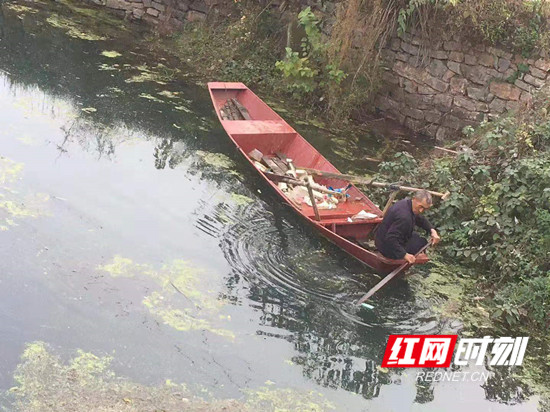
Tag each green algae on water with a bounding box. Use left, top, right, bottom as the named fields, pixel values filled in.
left=46, top=14, right=106, bottom=41
left=8, top=342, right=335, bottom=411
left=230, top=193, right=254, bottom=206
left=0, top=157, right=50, bottom=229
left=195, top=150, right=234, bottom=170
left=139, top=93, right=166, bottom=103
left=4, top=4, right=39, bottom=14
left=101, top=50, right=122, bottom=58
left=98, top=257, right=234, bottom=339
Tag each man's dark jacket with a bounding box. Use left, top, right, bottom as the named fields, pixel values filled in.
left=375, top=198, right=433, bottom=259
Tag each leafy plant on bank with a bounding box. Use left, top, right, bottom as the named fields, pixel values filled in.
left=275, top=7, right=347, bottom=99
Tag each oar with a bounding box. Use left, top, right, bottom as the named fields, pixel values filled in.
left=299, top=167, right=450, bottom=200
left=356, top=242, right=432, bottom=309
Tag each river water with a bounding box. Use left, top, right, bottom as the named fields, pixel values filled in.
left=0, top=1, right=543, bottom=411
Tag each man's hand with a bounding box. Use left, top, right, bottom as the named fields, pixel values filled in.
left=430, top=229, right=441, bottom=245
left=404, top=253, right=416, bottom=264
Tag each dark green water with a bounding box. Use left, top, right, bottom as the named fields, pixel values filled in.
left=0, top=1, right=542, bottom=410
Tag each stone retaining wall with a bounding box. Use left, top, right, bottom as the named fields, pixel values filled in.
left=376, top=30, right=550, bottom=140
left=89, top=0, right=210, bottom=27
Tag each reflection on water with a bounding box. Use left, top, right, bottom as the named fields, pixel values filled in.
left=0, top=1, right=544, bottom=410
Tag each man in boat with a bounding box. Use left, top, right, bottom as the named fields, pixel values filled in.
left=375, top=190, right=441, bottom=264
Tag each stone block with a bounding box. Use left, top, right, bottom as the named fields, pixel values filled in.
left=417, top=84, right=437, bottom=95
left=423, top=75, right=448, bottom=92
left=133, top=8, right=144, bottom=17
left=174, top=9, right=187, bottom=19
left=151, top=1, right=165, bottom=11
left=401, top=42, right=419, bottom=56
left=450, top=77, right=467, bottom=95
left=520, top=91, right=533, bottom=105
left=425, top=110, right=443, bottom=123
left=512, top=54, right=525, bottom=65
left=529, top=66, right=547, bottom=79
left=449, top=51, right=464, bottom=63
left=425, top=124, right=439, bottom=137
left=143, top=0, right=152, bottom=7
left=403, top=79, right=417, bottom=94
left=375, top=96, right=399, bottom=112
left=498, top=58, right=511, bottom=73
left=390, top=38, right=401, bottom=51
left=408, top=55, right=422, bottom=68
left=186, top=10, right=206, bottom=21
left=429, top=50, right=449, bottom=60
left=454, top=95, right=478, bottom=111
left=443, top=41, right=461, bottom=51
left=523, top=74, right=545, bottom=88
left=106, top=0, right=131, bottom=10
left=462, top=65, right=491, bottom=85
left=405, top=117, right=423, bottom=131
left=146, top=7, right=159, bottom=15
left=436, top=126, right=453, bottom=142
left=442, top=115, right=464, bottom=130
left=428, top=59, right=448, bottom=78
left=434, top=94, right=453, bottom=111
left=464, top=54, right=477, bottom=65
left=442, top=70, right=455, bottom=82
left=489, top=98, right=507, bottom=113
left=452, top=106, right=479, bottom=121
left=395, top=52, right=409, bottom=62
left=514, top=79, right=531, bottom=92
left=506, top=101, right=520, bottom=112
left=487, top=46, right=512, bottom=59
left=404, top=107, right=425, bottom=120
left=466, top=86, right=488, bottom=102
left=478, top=53, right=497, bottom=67
left=190, top=0, right=208, bottom=13
left=177, top=1, right=189, bottom=10
left=534, top=58, right=550, bottom=72
left=381, top=49, right=396, bottom=62
left=489, top=82, right=521, bottom=100
left=382, top=71, right=399, bottom=85
left=447, top=61, right=461, bottom=74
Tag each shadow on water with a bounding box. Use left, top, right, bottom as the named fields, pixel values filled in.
left=0, top=2, right=543, bottom=410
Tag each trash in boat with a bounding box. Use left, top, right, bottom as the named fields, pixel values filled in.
left=351, top=210, right=378, bottom=220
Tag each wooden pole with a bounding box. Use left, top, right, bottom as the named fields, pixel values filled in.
left=356, top=242, right=431, bottom=306
left=382, top=190, right=399, bottom=217
left=299, top=167, right=450, bottom=200
left=306, top=179, right=321, bottom=221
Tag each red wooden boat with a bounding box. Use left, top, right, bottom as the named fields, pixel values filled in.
left=208, top=82, right=429, bottom=274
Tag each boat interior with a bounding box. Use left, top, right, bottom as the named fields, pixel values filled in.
left=210, top=83, right=386, bottom=246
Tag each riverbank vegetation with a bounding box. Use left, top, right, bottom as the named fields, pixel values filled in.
left=374, top=88, right=550, bottom=394
left=163, top=0, right=550, bottom=122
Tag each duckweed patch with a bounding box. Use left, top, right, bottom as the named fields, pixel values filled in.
left=7, top=341, right=243, bottom=412
left=7, top=342, right=336, bottom=411
left=230, top=193, right=254, bottom=206
left=4, top=3, right=39, bottom=14
left=46, top=14, right=106, bottom=41
left=101, top=50, right=122, bottom=58
left=195, top=150, right=234, bottom=170
left=143, top=292, right=235, bottom=339
left=409, top=256, right=491, bottom=332
left=125, top=63, right=178, bottom=85
left=98, top=258, right=233, bottom=339
left=0, top=157, right=50, bottom=230
left=139, top=93, right=166, bottom=104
